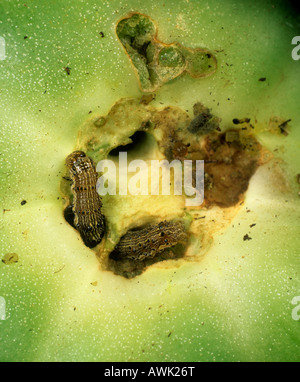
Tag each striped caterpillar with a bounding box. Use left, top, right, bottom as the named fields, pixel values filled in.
left=65, top=151, right=105, bottom=248
left=110, top=220, right=187, bottom=261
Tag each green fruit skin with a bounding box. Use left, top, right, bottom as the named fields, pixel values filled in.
left=0, top=0, right=300, bottom=361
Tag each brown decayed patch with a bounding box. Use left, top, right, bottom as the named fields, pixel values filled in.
left=201, top=130, right=263, bottom=207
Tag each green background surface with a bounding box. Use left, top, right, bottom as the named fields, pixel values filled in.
left=0, top=0, right=300, bottom=361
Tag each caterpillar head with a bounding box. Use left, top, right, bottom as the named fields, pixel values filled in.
left=65, top=151, right=86, bottom=169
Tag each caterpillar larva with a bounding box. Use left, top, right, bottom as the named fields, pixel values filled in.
left=110, top=220, right=187, bottom=261
left=65, top=151, right=105, bottom=248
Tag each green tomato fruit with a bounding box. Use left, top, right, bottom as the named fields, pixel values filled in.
left=0, top=0, right=300, bottom=362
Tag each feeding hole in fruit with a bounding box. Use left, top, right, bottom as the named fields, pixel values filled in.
left=116, top=12, right=217, bottom=91
left=61, top=97, right=276, bottom=278
left=108, top=131, right=150, bottom=157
